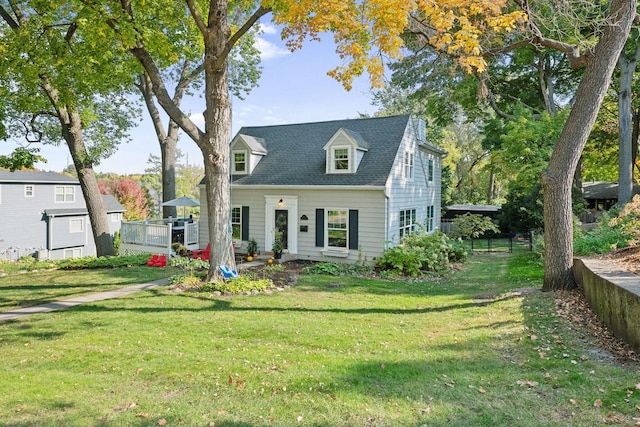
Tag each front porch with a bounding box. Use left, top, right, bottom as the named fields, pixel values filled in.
left=120, top=218, right=199, bottom=256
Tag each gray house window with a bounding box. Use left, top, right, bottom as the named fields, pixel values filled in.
left=404, top=151, right=414, bottom=179
left=327, top=209, right=348, bottom=248
left=24, top=185, right=34, bottom=197
left=232, top=151, right=247, bottom=174
left=399, top=208, right=417, bottom=238
left=231, top=207, right=242, bottom=240
left=333, top=148, right=350, bottom=171
left=55, top=186, right=75, bottom=202
left=428, top=159, right=434, bottom=182
left=426, top=206, right=435, bottom=232
left=69, top=218, right=84, bottom=233
left=64, top=247, right=82, bottom=258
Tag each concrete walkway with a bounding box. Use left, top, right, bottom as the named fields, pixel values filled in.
left=0, top=278, right=169, bottom=323
left=0, top=255, right=290, bottom=323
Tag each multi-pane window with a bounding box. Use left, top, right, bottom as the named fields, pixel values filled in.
left=111, top=212, right=123, bottom=222
left=24, top=185, right=34, bottom=197
left=64, top=248, right=82, bottom=258
left=233, top=151, right=247, bottom=174
left=426, top=206, right=435, bottom=232
left=428, top=159, right=434, bottom=182
left=327, top=209, right=348, bottom=248
left=231, top=207, right=242, bottom=240
left=69, top=218, right=84, bottom=233
left=404, top=151, right=414, bottom=179
left=333, top=148, right=350, bottom=171
left=55, top=186, right=75, bottom=202
left=399, top=208, right=417, bottom=238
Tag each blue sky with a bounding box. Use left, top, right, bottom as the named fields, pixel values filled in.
left=14, top=22, right=379, bottom=175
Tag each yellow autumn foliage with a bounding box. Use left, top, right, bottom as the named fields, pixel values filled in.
left=268, top=0, right=526, bottom=88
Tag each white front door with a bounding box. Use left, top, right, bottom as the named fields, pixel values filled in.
left=265, top=196, right=298, bottom=254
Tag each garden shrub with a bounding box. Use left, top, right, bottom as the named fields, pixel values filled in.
left=448, top=213, right=499, bottom=240
left=377, top=230, right=468, bottom=277
left=573, top=198, right=640, bottom=256
left=301, top=262, right=374, bottom=276
left=57, top=254, right=150, bottom=269
left=212, top=276, right=271, bottom=294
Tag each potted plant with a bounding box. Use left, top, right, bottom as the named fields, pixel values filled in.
left=271, top=238, right=283, bottom=259
left=246, top=238, right=258, bottom=258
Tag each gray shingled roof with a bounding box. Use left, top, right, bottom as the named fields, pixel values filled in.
left=231, top=115, right=413, bottom=187
left=0, top=169, right=78, bottom=183
left=44, top=195, right=125, bottom=216
left=582, top=181, right=640, bottom=200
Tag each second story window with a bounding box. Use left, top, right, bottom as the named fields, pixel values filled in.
left=55, top=186, right=75, bottom=202
left=428, top=159, right=434, bottom=182
left=333, top=148, right=350, bottom=172
left=404, top=151, right=414, bottom=179
left=233, top=151, right=247, bottom=174
left=24, top=185, right=34, bottom=197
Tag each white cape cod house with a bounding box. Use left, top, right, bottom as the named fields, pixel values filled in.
left=198, top=114, right=446, bottom=263
left=0, top=170, right=125, bottom=260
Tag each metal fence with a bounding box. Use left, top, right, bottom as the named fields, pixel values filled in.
left=464, top=233, right=533, bottom=253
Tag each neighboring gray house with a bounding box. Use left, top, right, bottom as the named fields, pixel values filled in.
left=199, top=114, right=446, bottom=263
left=0, top=170, right=125, bottom=260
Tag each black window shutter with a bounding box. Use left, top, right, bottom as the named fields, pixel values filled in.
left=315, top=209, right=324, bottom=247
left=241, top=206, right=250, bottom=241
left=349, top=210, right=359, bottom=250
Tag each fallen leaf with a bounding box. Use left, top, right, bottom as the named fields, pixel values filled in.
left=516, top=380, right=538, bottom=388
left=478, top=387, right=486, bottom=394
left=594, top=399, right=602, bottom=407
left=158, top=419, right=167, bottom=426
left=569, top=399, right=578, bottom=405
left=297, top=416, right=303, bottom=423
left=420, top=406, right=431, bottom=414
left=135, top=413, right=149, bottom=419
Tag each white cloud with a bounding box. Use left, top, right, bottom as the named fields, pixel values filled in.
left=258, top=23, right=278, bottom=35
left=256, top=37, right=290, bottom=61
left=188, top=113, right=205, bottom=128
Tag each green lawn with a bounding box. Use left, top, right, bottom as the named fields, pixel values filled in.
left=1, top=254, right=638, bottom=426
left=0, top=265, right=180, bottom=312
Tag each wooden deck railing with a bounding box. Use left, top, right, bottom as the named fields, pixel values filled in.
left=120, top=219, right=200, bottom=256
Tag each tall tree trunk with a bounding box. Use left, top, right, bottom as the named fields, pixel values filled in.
left=542, top=0, right=635, bottom=291
left=633, top=107, right=640, bottom=177
left=617, top=44, right=640, bottom=205
left=139, top=62, right=203, bottom=220
left=201, top=0, right=236, bottom=280
left=139, top=73, right=178, bottom=219
left=41, top=82, right=115, bottom=257
left=487, top=169, right=495, bottom=204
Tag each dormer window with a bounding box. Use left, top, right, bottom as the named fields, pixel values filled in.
left=324, top=128, right=369, bottom=174
left=230, top=134, right=267, bottom=175
left=232, top=150, right=248, bottom=174
left=333, top=147, right=350, bottom=171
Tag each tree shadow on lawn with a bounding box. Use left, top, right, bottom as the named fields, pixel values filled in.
left=63, top=288, right=526, bottom=318
left=0, top=268, right=172, bottom=312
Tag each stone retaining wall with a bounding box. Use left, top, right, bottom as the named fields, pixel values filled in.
left=573, top=258, right=640, bottom=352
